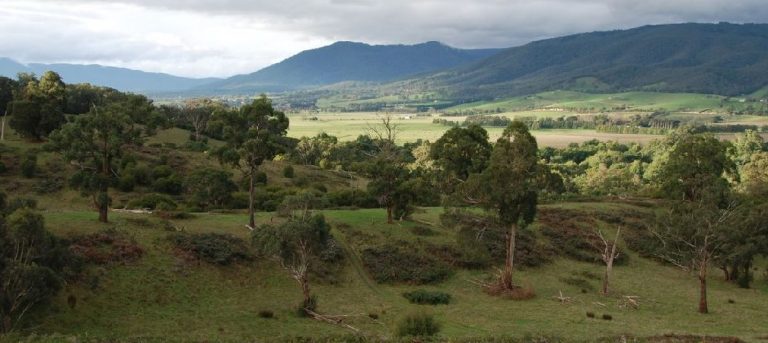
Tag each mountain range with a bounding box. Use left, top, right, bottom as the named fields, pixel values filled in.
left=2, top=22, right=767, bottom=98
left=0, top=58, right=219, bottom=93
left=404, top=22, right=768, bottom=100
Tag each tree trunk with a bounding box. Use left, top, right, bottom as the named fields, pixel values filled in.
left=698, top=264, right=708, bottom=314
left=2, top=314, right=10, bottom=333
left=0, top=111, right=6, bottom=141
left=98, top=194, right=108, bottom=223
left=501, top=223, right=517, bottom=289
left=300, top=274, right=311, bottom=305
left=603, top=259, right=613, bottom=295
left=248, top=169, right=256, bottom=229
left=386, top=205, right=393, bottom=224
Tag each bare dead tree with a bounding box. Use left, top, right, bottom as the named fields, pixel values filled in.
left=366, top=113, right=399, bottom=156
left=0, top=108, right=6, bottom=141
left=594, top=228, right=621, bottom=295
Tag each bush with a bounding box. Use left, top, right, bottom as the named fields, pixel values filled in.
left=602, top=314, right=613, bottom=321
left=33, top=177, right=64, bottom=194
left=69, top=229, right=144, bottom=265
left=396, top=312, right=440, bottom=337
left=586, top=312, right=596, bottom=318
left=402, top=290, right=452, bottom=305
left=258, top=310, right=274, bottom=319
left=325, top=189, right=378, bottom=208
left=361, top=244, right=452, bottom=284
left=152, top=174, right=183, bottom=195
left=410, top=226, right=436, bottom=236
left=20, top=152, right=37, bottom=178
left=168, top=232, right=253, bottom=265
left=283, top=164, right=295, bottom=178
left=127, top=193, right=177, bottom=210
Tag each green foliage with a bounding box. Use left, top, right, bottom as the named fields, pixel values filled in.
left=396, top=311, right=441, bottom=337
left=402, top=290, right=452, bottom=305
left=283, top=164, right=295, bottom=178
left=361, top=244, right=452, bottom=284
left=184, top=168, right=237, bottom=211
left=8, top=72, right=66, bottom=140
left=213, top=95, right=289, bottom=227
left=168, top=232, right=252, bottom=265
left=430, top=124, right=492, bottom=187
left=127, top=193, right=177, bottom=211
left=19, top=151, right=37, bottom=178
left=152, top=174, right=183, bottom=195
left=0, top=208, right=67, bottom=333
left=48, top=101, right=143, bottom=222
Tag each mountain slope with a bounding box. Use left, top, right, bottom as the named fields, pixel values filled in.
left=0, top=58, right=220, bottom=93
left=204, top=41, right=501, bottom=92
left=397, top=23, right=768, bottom=100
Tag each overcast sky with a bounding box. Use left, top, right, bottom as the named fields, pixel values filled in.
left=0, top=0, right=766, bottom=78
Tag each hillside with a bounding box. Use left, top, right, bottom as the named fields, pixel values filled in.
left=0, top=58, right=220, bottom=93
left=380, top=23, right=768, bottom=102
left=202, top=41, right=500, bottom=92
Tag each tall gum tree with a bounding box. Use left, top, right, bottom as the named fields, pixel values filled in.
left=460, top=121, right=539, bottom=290
left=214, top=95, right=289, bottom=229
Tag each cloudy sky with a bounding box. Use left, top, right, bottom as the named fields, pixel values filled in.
left=1, top=0, right=766, bottom=78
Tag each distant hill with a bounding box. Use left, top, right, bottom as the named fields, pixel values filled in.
left=391, top=23, right=768, bottom=100
left=0, top=58, right=220, bottom=93
left=202, top=41, right=501, bottom=92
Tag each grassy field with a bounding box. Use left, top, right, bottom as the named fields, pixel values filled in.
left=444, top=91, right=766, bottom=114
left=6, top=203, right=765, bottom=341
left=287, top=111, right=766, bottom=147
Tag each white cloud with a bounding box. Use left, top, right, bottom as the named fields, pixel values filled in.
left=0, top=0, right=766, bottom=77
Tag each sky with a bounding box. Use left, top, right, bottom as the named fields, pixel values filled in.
left=0, top=0, right=767, bottom=78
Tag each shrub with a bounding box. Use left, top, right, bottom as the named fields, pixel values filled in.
left=152, top=175, right=183, bottom=195
left=559, top=276, right=595, bottom=291
left=69, top=229, right=144, bottom=265
left=396, top=312, right=440, bottom=337
left=361, top=244, right=452, bottom=284
left=0, top=160, right=6, bottom=173
left=20, top=152, right=37, bottom=178
left=258, top=310, right=274, bottom=319
left=402, top=290, right=452, bottom=305
left=602, top=314, right=613, bottom=321
left=127, top=193, right=177, bottom=210
left=283, top=164, right=295, bottom=178
left=586, top=312, right=596, bottom=318
left=33, top=177, right=64, bottom=194
left=168, top=232, right=252, bottom=265
left=410, top=226, right=436, bottom=236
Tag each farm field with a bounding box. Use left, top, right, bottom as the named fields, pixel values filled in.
left=3, top=203, right=766, bottom=342
left=286, top=111, right=766, bottom=147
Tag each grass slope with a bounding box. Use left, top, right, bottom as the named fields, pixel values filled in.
left=5, top=203, right=765, bottom=341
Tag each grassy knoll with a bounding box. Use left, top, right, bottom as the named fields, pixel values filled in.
left=2, top=202, right=764, bottom=341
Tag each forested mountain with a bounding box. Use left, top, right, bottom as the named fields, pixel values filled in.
left=202, top=41, right=501, bottom=92
left=0, top=58, right=220, bottom=93
left=391, top=23, right=768, bottom=100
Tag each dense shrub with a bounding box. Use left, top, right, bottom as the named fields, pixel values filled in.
left=152, top=174, right=183, bottom=195
left=396, top=312, right=441, bottom=337
left=258, top=310, right=274, bottom=319
left=402, top=290, right=452, bottom=305
left=538, top=208, right=629, bottom=265
left=325, top=189, right=378, bottom=208
left=69, top=229, right=144, bottom=265
left=184, top=168, right=237, bottom=211
left=127, top=193, right=177, bottom=210
left=361, top=244, right=452, bottom=284
left=168, top=232, right=253, bottom=265
left=410, top=226, right=436, bottom=236
left=283, top=164, right=295, bottom=178
left=20, top=152, right=37, bottom=178
left=33, top=177, right=64, bottom=194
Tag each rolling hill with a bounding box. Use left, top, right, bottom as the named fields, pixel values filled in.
left=382, top=23, right=768, bottom=102
left=0, top=58, right=220, bottom=93
left=201, top=41, right=501, bottom=93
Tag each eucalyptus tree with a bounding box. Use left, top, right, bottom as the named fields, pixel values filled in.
left=213, top=95, right=289, bottom=229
